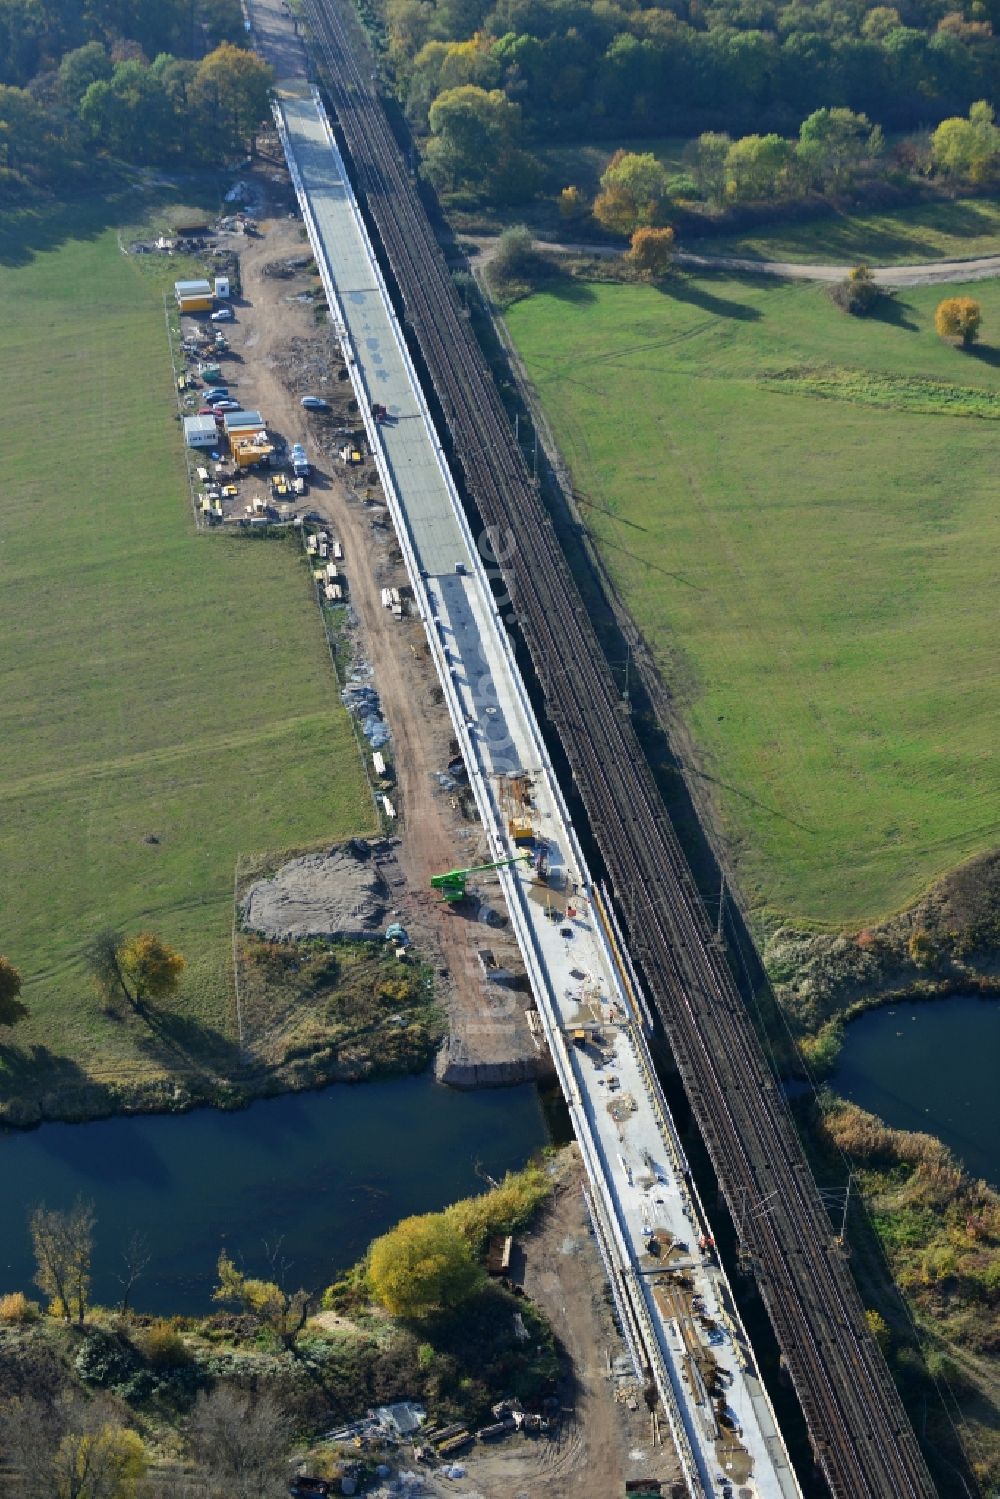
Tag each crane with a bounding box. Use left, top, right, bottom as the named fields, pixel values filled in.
left=430, top=853, right=530, bottom=903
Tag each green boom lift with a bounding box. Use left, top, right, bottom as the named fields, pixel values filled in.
left=430, top=854, right=530, bottom=903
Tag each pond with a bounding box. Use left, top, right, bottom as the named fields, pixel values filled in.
left=831, top=994, right=1000, bottom=1190
left=0, top=1077, right=547, bottom=1315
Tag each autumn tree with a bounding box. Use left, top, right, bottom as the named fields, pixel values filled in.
left=190, top=44, right=274, bottom=155
left=0, top=955, right=28, bottom=1028
left=85, top=929, right=184, bottom=1010
left=186, top=1388, right=291, bottom=1499
left=626, top=225, right=675, bottom=279
left=935, top=296, right=982, bottom=346
left=558, top=184, right=586, bottom=221
left=30, top=1200, right=95, bottom=1325
left=213, top=1251, right=314, bottom=1348
left=118, top=934, right=185, bottom=1006
left=0, top=1395, right=146, bottom=1499
left=593, top=149, right=671, bottom=234
left=368, top=1211, right=482, bottom=1318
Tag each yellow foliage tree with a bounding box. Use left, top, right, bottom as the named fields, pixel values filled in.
left=117, top=933, right=185, bottom=1006
left=558, top=184, right=586, bottom=220
left=625, top=225, right=675, bottom=279
left=53, top=1425, right=146, bottom=1499
left=368, top=1212, right=482, bottom=1318
left=0, top=953, right=27, bottom=1028
left=864, top=1308, right=890, bottom=1352
left=593, top=149, right=671, bottom=235
left=935, top=296, right=982, bottom=346
left=214, top=1252, right=313, bottom=1347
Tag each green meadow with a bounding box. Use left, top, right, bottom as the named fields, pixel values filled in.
left=508, top=272, right=1000, bottom=926
left=0, top=200, right=374, bottom=1097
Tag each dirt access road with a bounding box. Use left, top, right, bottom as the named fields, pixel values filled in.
left=418, top=1150, right=681, bottom=1499
left=465, top=232, right=1000, bottom=286
left=226, top=121, right=544, bottom=1083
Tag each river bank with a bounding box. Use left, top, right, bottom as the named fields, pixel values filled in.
left=764, top=845, right=1000, bottom=1073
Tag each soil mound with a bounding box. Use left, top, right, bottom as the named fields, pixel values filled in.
left=242, top=839, right=391, bottom=941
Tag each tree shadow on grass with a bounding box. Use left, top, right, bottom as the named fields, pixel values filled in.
left=130, top=1002, right=242, bottom=1077
left=964, top=342, right=1000, bottom=368
left=656, top=275, right=762, bottom=321
left=0, top=1043, right=91, bottom=1097
left=541, top=271, right=597, bottom=304
left=0, top=189, right=136, bottom=269
left=868, top=296, right=919, bottom=332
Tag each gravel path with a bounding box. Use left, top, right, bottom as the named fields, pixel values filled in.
left=463, top=233, right=1000, bottom=287
left=673, top=249, right=1000, bottom=287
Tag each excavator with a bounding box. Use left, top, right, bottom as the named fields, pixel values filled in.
left=430, top=854, right=530, bottom=903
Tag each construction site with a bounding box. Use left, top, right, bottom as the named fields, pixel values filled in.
left=118, top=0, right=943, bottom=1490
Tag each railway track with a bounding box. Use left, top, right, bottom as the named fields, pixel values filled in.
left=296, top=6, right=941, bottom=1493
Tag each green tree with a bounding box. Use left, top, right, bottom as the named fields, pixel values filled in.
left=0, top=86, right=58, bottom=180
left=368, top=1211, right=483, bottom=1318
left=190, top=44, right=274, bottom=155
left=688, top=131, right=730, bottom=207
left=0, top=954, right=27, bottom=1028
left=30, top=1199, right=96, bottom=1325
left=593, top=148, right=671, bottom=233
left=80, top=62, right=174, bottom=163
left=797, top=107, right=874, bottom=189
left=935, top=296, right=981, bottom=345
left=725, top=132, right=795, bottom=200
left=626, top=225, right=675, bottom=278
left=931, top=100, right=1000, bottom=180
left=213, top=1251, right=314, bottom=1349
left=58, top=43, right=112, bottom=106
left=426, top=84, right=536, bottom=201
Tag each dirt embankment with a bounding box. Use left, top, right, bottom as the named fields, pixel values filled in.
left=766, top=846, right=1000, bottom=1042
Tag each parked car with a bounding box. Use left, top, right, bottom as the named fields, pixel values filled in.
left=300, top=396, right=330, bottom=411
left=211, top=307, right=235, bottom=322
left=198, top=406, right=217, bottom=416
left=213, top=399, right=240, bottom=411
left=203, top=387, right=230, bottom=401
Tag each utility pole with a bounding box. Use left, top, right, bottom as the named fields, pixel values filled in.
left=839, top=1172, right=853, bottom=1244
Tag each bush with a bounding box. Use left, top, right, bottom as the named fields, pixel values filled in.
left=485, top=225, right=545, bottom=302
left=75, top=1329, right=143, bottom=1389
left=0, top=1292, right=38, bottom=1324
left=445, top=1164, right=551, bottom=1254
left=141, top=1319, right=190, bottom=1368
left=830, top=264, right=881, bottom=316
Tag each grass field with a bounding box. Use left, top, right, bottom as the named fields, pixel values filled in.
left=507, top=273, right=1000, bottom=927
left=683, top=197, right=1000, bottom=265
left=0, top=198, right=375, bottom=1102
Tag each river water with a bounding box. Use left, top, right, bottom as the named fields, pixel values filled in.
left=831, top=995, right=1000, bottom=1189
left=0, top=1077, right=546, bottom=1314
